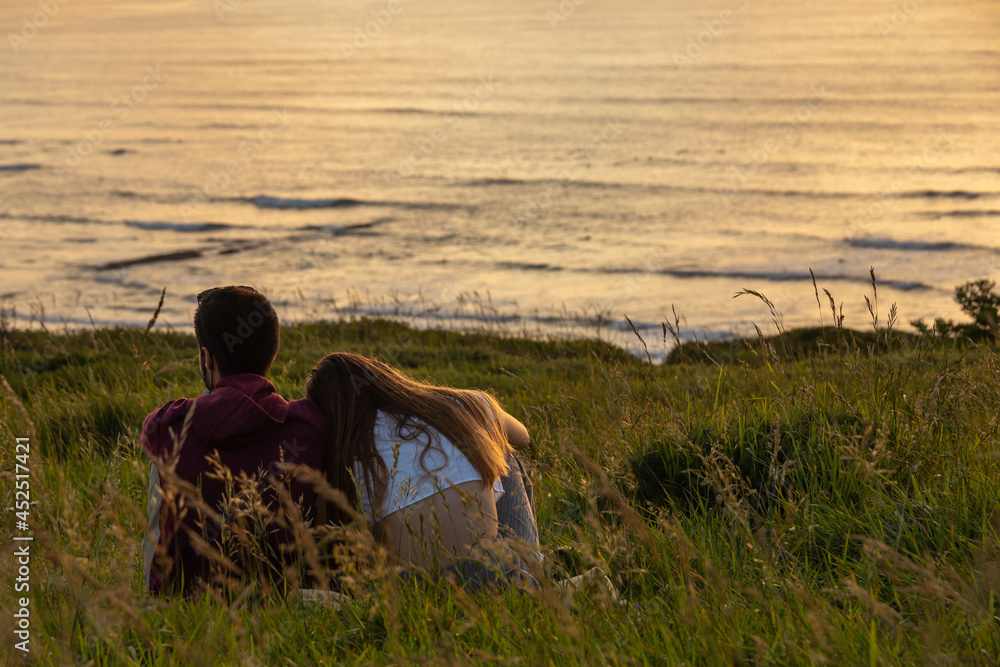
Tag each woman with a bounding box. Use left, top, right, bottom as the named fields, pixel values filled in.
left=305, top=352, right=537, bottom=578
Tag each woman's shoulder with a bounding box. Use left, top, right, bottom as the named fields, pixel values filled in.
left=374, top=408, right=422, bottom=429
left=373, top=409, right=440, bottom=445
left=448, top=390, right=497, bottom=418
left=372, top=409, right=403, bottom=441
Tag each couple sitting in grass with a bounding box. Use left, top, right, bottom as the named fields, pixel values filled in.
left=141, top=286, right=539, bottom=596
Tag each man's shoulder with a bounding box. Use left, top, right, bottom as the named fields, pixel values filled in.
left=285, top=395, right=325, bottom=429
left=142, top=389, right=325, bottom=458
left=141, top=396, right=198, bottom=458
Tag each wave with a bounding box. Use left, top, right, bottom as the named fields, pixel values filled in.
left=845, top=237, right=989, bottom=252
left=374, top=107, right=438, bottom=115
left=300, top=217, right=393, bottom=235
left=495, top=261, right=564, bottom=271
left=595, top=267, right=935, bottom=292
left=461, top=177, right=622, bottom=190
left=483, top=259, right=936, bottom=292
left=0, top=163, right=41, bottom=172
left=0, top=212, right=103, bottom=224
left=247, top=194, right=465, bottom=212
left=463, top=178, right=529, bottom=187
left=393, top=200, right=467, bottom=211
left=199, top=122, right=265, bottom=129
left=4, top=311, right=158, bottom=328
left=460, top=178, right=997, bottom=203
left=728, top=186, right=999, bottom=201
left=732, top=187, right=974, bottom=201
left=125, top=220, right=238, bottom=232
left=901, top=190, right=990, bottom=200
left=916, top=210, right=1000, bottom=219
left=252, top=195, right=365, bottom=210
left=113, top=190, right=189, bottom=205
left=96, top=249, right=203, bottom=272
left=952, top=167, right=1000, bottom=175
left=717, top=186, right=997, bottom=201
left=121, top=217, right=392, bottom=235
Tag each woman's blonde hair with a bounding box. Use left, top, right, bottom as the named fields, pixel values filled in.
left=306, top=352, right=511, bottom=523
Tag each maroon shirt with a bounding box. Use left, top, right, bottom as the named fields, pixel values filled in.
left=141, top=374, right=326, bottom=594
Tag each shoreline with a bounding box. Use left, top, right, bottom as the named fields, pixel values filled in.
left=0, top=312, right=943, bottom=368
left=2, top=273, right=984, bottom=365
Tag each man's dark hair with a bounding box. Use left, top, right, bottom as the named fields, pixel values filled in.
left=193, top=286, right=280, bottom=376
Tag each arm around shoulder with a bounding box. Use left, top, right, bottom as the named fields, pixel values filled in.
left=471, top=391, right=530, bottom=451
left=498, top=408, right=530, bottom=451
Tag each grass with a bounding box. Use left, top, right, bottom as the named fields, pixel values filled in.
left=0, top=304, right=998, bottom=665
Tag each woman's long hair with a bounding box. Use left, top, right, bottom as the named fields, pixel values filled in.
left=306, top=352, right=511, bottom=524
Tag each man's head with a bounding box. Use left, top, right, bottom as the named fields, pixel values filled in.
left=193, top=286, right=279, bottom=387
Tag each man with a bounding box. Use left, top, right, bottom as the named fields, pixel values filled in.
left=141, top=286, right=327, bottom=595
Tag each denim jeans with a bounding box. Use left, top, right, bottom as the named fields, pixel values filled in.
left=496, top=452, right=539, bottom=547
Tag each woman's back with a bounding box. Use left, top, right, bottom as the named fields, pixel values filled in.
left=358, top=410, right=501, bottom=569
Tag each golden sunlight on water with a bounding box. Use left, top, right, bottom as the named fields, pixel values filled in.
left=1, top=0, right=998, bottom=357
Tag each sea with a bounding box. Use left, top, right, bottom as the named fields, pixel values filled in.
left=2, top=0, right=998, bottom=361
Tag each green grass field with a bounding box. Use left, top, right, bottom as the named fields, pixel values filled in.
left=1, top=313, right=998, bottom=665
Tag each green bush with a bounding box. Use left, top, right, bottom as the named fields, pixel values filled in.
left=912, top=278, right=1000, bottom=342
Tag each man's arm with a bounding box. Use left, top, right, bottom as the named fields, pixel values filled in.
left=139, top=399, right=191, bottom=594
left=142, top=462, right=165, bottom=593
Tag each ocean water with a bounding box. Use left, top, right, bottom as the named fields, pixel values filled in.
left=2, top=0, right=998, bottom=359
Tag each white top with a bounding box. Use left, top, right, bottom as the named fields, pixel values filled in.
left=353, top=409, right=503, bottom=524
